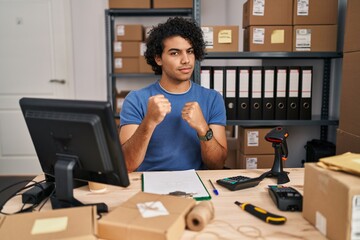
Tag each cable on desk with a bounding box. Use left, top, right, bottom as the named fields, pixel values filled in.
left=0, top=180, right=46, bottom=215
left=192, top=220, right=305, bottom=240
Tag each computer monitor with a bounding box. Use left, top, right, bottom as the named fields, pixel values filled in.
left=19, top=97, right=130, bottom=213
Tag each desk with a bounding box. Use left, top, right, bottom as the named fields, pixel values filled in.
left=2, top=168, right=326, bottom=240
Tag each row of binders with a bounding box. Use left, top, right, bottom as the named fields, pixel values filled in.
left=200, top=66, right=313, bottom=120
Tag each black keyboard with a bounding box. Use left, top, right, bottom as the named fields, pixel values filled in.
left=216, top=175, right=262, bottom=191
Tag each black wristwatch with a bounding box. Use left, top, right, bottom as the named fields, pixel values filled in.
left=198, top=128, right=213, bottom=141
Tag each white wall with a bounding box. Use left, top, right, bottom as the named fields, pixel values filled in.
left=70, top=0, right=107, bottom=101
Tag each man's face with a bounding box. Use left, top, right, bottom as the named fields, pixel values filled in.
left=155, top=36, right=195, bottom=83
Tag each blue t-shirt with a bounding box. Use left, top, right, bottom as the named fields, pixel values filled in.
left=120, top=81, right=226, bottom=171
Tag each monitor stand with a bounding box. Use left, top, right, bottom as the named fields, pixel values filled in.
left=50, top=154, right=108, bottom=214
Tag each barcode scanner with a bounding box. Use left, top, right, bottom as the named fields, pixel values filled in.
left=262, top=127, right=290, bottom=184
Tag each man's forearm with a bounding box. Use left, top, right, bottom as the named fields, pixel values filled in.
left=200, top=138, right=227, bottom=169
left=121, top=122, right=156, bottom=172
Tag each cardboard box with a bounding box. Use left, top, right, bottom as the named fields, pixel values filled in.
left=344, top=0, right=360, bottom=53
left=336, top=129, right=360, bottom=155
left=139, top=56, right=153, bottom=73
left=339, top=51, right=360, bottom=136
left=116, top=90, right=130, bottom=114
left=243, top=26, right=292, bottom=52
left=116, top=24, right=144, bottom=42
left=293, top=0, right=338, bottom=25
left=98, top=192, right=196, bottom=240
left=0, top=206, right=97, bottom=240
left=201, top=26, right=239, bottom=52
left=114, top=41, right=141, bottom=57
left=114, top=57, right=139, bottom=73
left=293, top=25, right=337, bottom=52
left=153, top=0, right=193, bottom=9
left=225, top=137, right=238, bottom=169
left=303, top=163, right=360, bottom=240
left=238, top=127, right=274, bottom=154
left=139, top=42, right=153, bottom=73
left=237, top=153, right=278, bottom=169
left=242, top=0, right=293, bottom=28
left=108, top=0, right=151, bottom=9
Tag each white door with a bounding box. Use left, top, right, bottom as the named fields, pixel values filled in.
left=0, top=0, right=74, bottom=174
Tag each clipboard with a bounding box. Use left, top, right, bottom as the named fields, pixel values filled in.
left=142, top=169, right=211, bottom=201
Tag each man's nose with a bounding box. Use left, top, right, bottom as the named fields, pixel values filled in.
left=181, top=53, right=190, bottom=64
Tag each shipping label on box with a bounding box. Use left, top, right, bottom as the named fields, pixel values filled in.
left=296, top=0, right=309, bottom=16
left=202, top=27, right=214, bottom=49
left=252, top=0, right=265, bottom=16
left=295, top=29, right=312, bottom=51
left=253, top=28, right=265, bottom=44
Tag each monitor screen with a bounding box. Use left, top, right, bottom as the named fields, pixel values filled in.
left=19, top=97, right=130, bottom=212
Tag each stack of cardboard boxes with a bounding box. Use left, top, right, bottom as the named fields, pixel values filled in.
left=292, top=0, right=338, bottom=52
left=113, top=24, right=152, bottom=74
left=336, top=0, right=360, bottom=154
left=243, top=0, right=293, bottom=52
left=236, top=127, right=280, bottom=169
left=243, top=0, right=338, bottom=52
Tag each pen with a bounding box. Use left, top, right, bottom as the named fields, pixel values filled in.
left=209, top=179, right=219, bottom=195
left=234, top=201, right=286, bottom=225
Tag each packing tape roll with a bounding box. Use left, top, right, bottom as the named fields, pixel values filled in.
left=186, top=201, right=215, bottom=231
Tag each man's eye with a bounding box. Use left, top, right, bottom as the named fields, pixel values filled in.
left=170, top=52, right=179, bottom=56
left=188, top=49, right=194, bottom=54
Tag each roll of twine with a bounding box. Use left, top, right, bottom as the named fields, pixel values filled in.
left=186, top=201, right=215, bottom=231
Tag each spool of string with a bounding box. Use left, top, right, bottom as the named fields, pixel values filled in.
left=186, top=200, right=215, bottom=231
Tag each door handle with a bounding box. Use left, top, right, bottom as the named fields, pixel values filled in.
left=49, top=79, right=66, bottom=84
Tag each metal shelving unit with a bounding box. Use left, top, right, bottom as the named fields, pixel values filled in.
left=200, top=52, right=342, bottom=140
left=105, top=2, right=342, bottom=141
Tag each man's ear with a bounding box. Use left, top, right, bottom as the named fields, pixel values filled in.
left=155, top=55, right=162, bottom=66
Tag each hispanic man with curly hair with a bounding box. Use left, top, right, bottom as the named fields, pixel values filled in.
left=119, top=17, right=227, bottom=172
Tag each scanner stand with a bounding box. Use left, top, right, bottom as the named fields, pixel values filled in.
left=262, top=143, right=290, bottom=184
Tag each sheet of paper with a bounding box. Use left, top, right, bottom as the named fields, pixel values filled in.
left=142, top=169, right=210, bottom=200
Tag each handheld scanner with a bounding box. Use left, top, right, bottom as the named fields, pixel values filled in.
left=265, top=127, right=289, bottom=160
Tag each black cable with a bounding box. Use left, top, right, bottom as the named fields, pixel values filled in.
left=0, top=179, right=44, bottom=195
left=0, top=180, right=46, bottom=215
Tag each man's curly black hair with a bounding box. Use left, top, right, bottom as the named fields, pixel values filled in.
left=144, top=17, right=205, bottom=75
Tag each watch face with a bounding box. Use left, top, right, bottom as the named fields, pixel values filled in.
left=206, top=129, right=213, bottom=140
